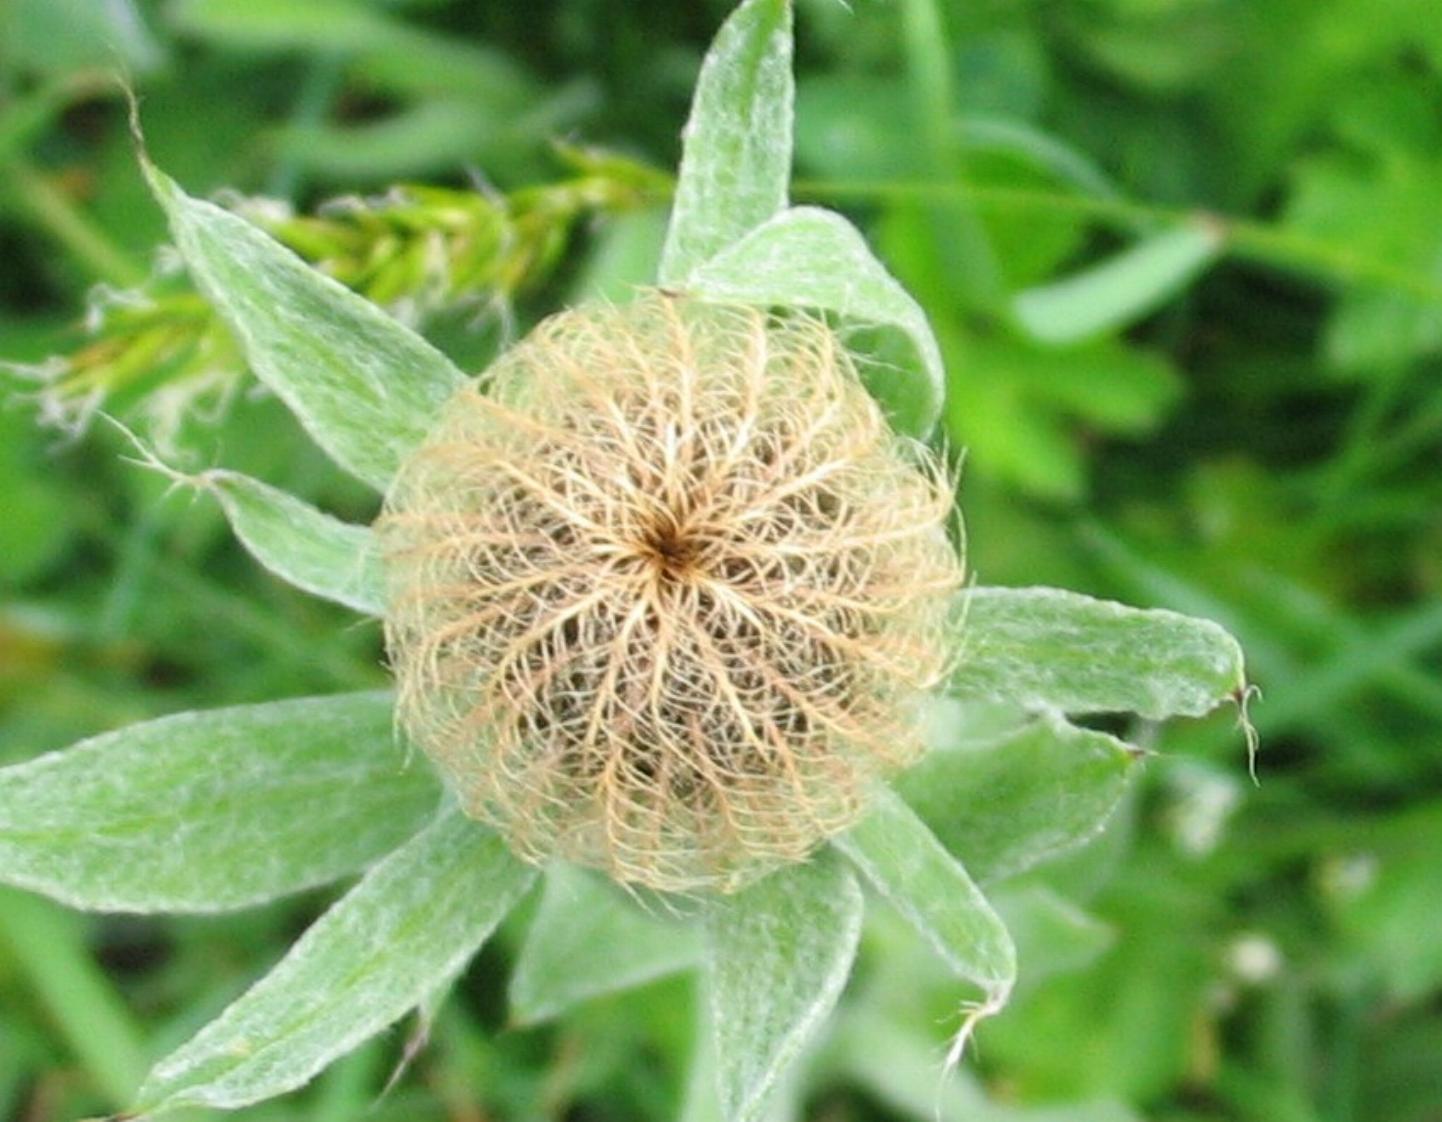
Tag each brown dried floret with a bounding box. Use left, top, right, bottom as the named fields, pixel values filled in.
left=379, top=291, right=962, bottom=893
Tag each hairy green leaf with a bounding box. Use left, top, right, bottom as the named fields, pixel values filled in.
left=836, top=788, right=1015, bottom=999
left=0, top=693, right=438, bottom=913
left=135, top=807, right=533, bottom=1115
left=1013, top=222, right=1223, bottom=346
left=141, top=160, right=467, bottom=491
left=688, top=206, right=945, bottom=435
left=203, top=471, right=383, bottom=615
left=509, top=862, right=700, bottom=1025
left=706, top=855, right=863, bottom=1122
left=955, top=586, right=1246, bottom=719
left=896, top=705, right=1141, bottom=882
left=658, top=0, right=793, bottom=283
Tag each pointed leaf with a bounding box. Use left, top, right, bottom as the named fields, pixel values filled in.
left=135, top=807, right=534, bottom=1115
left=141, top=159, right=466, bottom=490
left=706, top=855, right=862, bottom=1122
left=836, top=787, right=1015, bottom=996
left=204, top=471, right=383, bottom=615
left=0, top=693, right=438, bottom=913
left=510, top=862, right=701, bottom=1025
left=896, top=705, right=1141, bottom=882
left=658, top=0, right=793, bottom=284
left=955, top=586, right=1246, bottom=719
left=688, top=206, right=944, bottom=435
left=1013, top=222, right=1223, bottom=346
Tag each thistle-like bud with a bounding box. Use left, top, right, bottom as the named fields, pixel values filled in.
left=380, top=292, right=962, bottom=893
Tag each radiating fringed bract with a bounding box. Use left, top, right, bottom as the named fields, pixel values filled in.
left=380, top=292, right=963, bottom=893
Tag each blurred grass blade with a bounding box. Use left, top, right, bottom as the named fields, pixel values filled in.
left=0, top=888, right=148, bottom=1106
left=0, top=693, right=439, bottom=912
left=134, top=807, right=534, bottom=1116
left=658, top=0, right=792, bottom=284
left=141, top=158, right=467, bottom=491
left=836, top=787, right=1015, bottom=999
left=955, top=586, right=1246, bottom=719
left=510, top=863, right=700, bottom=1025
left=706, top=855, right=862, bottom=1122
left=689, top=206, right=944, bottom=435
left=1013, top=222, right=1223, bottom=346
left=895, top=705, right=1142, bottom=881
left=204, top=470, right=383, bottom=615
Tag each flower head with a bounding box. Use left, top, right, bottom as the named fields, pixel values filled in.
left=380, top=291, right=962, bottom=892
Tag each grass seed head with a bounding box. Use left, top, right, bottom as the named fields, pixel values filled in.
left=380, top=291, right=963, bottom=893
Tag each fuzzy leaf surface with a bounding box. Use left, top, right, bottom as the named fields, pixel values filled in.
left=509, top=862, right=701, bottom=1025
left=896, top=706, right=1140, bottom=882
left=658, top=0, right=792, bottom=284
left=135, top=807, right=534, bottom=1115
left=0, top=693, right=437, bottom=913
left=706, top=855, right=863, bottom=1122
left=142, top=160, right=466, bottom=491
left=836, top=787, right=1015, bottom=996
left=688, top=206, right=945, bottom=435
left=204, top=471, right=383, bottom=614
left=1012, top=222, right=1223, bottom=346
left=955, top=586, right=1246, bottom=719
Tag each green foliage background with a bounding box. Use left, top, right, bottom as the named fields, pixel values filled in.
left=1, top=1, right=1439, bottom=1120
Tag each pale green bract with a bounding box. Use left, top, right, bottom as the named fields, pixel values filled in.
left=509, top=862, right=701, bottom=1025
left=0, top=2, right=1256, bottom=1119
left=658, top=0, right=793, bottom=284
left=897, top=705, right=1141, bottom=883
left=205, top=470, right=385, bottom=615
left=142, top=159, right=466, bottom=491
left=135, top=807, right=534, bottom=1115
left=705, top=855, right=864, bottom=1122
left=688, top=206, right=947, bottom=435
left=954, top=586, right=1247, bottom=719
left=0, top=693, right=437, bottom=913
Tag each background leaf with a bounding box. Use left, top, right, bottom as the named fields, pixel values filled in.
left=658, top=0, right=793, bottom=284
left=705, top=855, right=863, bottom=1122
left=0, top=692, right=438, bottom=913
left=1012, top=222, right=1224, bottom=345
left=955, top=586, right=1247, bottom=719
left=135, top=807, right=534, bottom=1115
left=142, top=161, right=467, bottom=491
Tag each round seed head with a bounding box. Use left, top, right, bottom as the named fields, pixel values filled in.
left=379, top=292, right=962, bottom=893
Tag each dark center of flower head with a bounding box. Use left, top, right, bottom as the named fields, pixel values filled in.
left=380, top=292, right=962, bottom=894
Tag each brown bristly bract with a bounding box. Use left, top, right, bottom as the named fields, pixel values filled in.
left=379, top=291, right=963, bottom=893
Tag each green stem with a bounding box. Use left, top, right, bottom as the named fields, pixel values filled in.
left=3, top=160, right=146, bottom=288
left=796, top=177, right=1442, bottom=305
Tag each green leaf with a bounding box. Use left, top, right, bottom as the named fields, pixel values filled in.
left=955, top=586, right=1247, bottom=719
left=836, top=787, right=1015, bottom=1000
left=140, top=159, right=467, bottom=491
left=688, top=206, right=945, bottom=435
left=509, top=862, right=700, bottom=1025
left=1013, top=222, right=1223, bottom=346
left=658, top=0, right=793, bottom=284
left=706, top=855, right=863, bottom=1122
left=0, top=693, right=439, bottom=913
left=895, top=705, right=1141, bottom=882
left=135, top=807, right=534, bottom=1115
left=203, top=471, right=383, bottom=615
